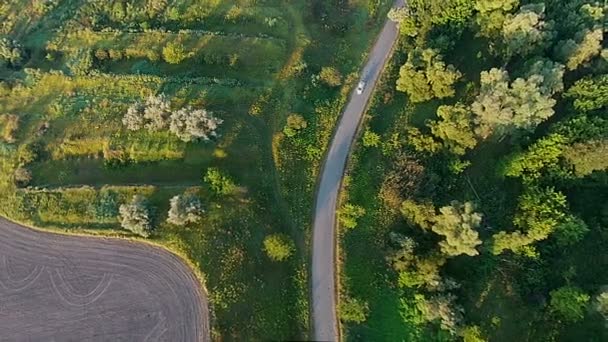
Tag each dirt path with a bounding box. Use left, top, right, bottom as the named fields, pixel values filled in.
left=311, top=1, right=404, bottom=341
left=0, top=217, right=209, bottom=341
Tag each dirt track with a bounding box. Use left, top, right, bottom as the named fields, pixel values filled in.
left=0, top=217, right=209, bottom=341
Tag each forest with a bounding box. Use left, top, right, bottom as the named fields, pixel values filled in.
left=0, top=0, right=394, bottom=339
left=340, top=0, right=608, bottom=341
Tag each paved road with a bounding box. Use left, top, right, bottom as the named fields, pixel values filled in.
left=311, top=1, right=404, bottom=341
left=0, top=217, right=209, bottom=341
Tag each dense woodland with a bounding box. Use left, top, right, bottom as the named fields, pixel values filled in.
left=341, top=0, right=608, bottom=341
left=0, top=0, right=394, bottom=339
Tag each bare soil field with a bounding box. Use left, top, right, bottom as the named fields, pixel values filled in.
left=0, top=217, right=208, bottom=341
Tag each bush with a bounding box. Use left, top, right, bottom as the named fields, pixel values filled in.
left=204, top=168, right=236, bottom=195
left=263, top=234, right=295, bottom=261
left=338, top=203, right=366, bottom=230
left=167, top=194, right=203, bottom=226
left=119, top=195, right=153, bottom=237
left=319, top=66, right=343, bottom=87
left=162, top=42, right=190, bottom=64
left=13, top=167, right=31, bottom=187
left=339, top=297, right=369, bottom=323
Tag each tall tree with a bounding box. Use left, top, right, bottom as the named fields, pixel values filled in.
left=432, top=201, right=483, bottom=257
left=429, top=104, right=478, bottom=155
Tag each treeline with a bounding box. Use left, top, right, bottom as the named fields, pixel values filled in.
left=346, top=0, right=607, bottom=340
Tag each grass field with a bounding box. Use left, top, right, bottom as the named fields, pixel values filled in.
left=0, top=0, right=394, bottom=339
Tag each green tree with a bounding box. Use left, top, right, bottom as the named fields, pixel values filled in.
left=563, top=139, right=608, bottom=177
left=461, top=325, right=486, bottom=342
left=204, top=168, right=236, bottom=195
left=401, top=200, right=436, bottom=230
left=362, top=130, right=381, bottom=147
left=502, top=133, right=568, bottom=181
left=557, top=28, right=603, bottom=70
left=565, top=74, right=608, bottom=111
left=119, top=195, right=153, bottom=237
left=338, top=203, right=366, bottom=230
left=432, top=201, right=483, bottom=257
left=549, top=286, right=590, bottom=322
left=396, top=49, right=461, bottom=103
left=429, top=104, right=477, bottom=155
left=472, top=68, right=556, bottom=139
left=594, top=291, right=608, bottom=321
left=514, top=186, right=567, bottom=241
left=501, top=3, right=554, bottom=57
left=406, top=128, right=442, bottom=154
left=263, top=234, right=295, bottom=261
left=162, top=42, right=190, bottom=64
left=319, top=66, right=342, bottom=87
left=554, top=216, right=589, bottom=247
left=475, top=0, right=520, bottom=38
left=339, top=297, right=369, bottom=323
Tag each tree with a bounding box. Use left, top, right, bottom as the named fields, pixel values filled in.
left=401, top=200, right=436, bottom=230
left=0, top=37, right=24, bottom=67
left=474, top=0, right=520, bottom=38
left=167, top=194, right=203, bottom=226
left=557, top=28, right=603, bottom=70
left=432, top=201, right=483, bottom=257
left=66, top=49, right=93, bottom=76
left=514, top=186, right=567, bottom=241
left=549, top=286, right=590, bottom=322
left=123, top=94, right=171, bottom=131
left=406, top=127, right=442, bottom=154
left=501, top=3, right=554, bottom=57
left=461, top=325, right=486, bottom=342
left=204, top=168, right=236, bottom=195
left=563, top=140, right=608, bottom=177
left=593, top=291, right=608, bottom=321
left=162, top=42, right=190, bottom=64
left=524, top=58, right=564, bottom=96
left=554, top=216, right=589, bottom=247
left=263, top=234, right=295, bottom=261
left=143, top=93, right=172, bottom=131
left=339, top=297, right=369, bottom=324
left=565, top=74, right=608, bottom=112
left=283, top=114, right=307, bottom=137
left=169, top=107, right=223, bottom=142
left=319, top=66, right=342, bottom=87
left=471, top=68, right=556, bottom=139
left=396, top=49, right=461, bottom=103
left=502, top=133, right=568, bottom=181
left=338, top=203, right=365, bottom=230
left=492, top=230, right=536, bottom=256
left=119, top=195, right=153, bottom=237
left=429, top=104, right=477, bottom=155
left=416, top=293, right=463, bottom=333
left=362, top=130, right=381, bottom=147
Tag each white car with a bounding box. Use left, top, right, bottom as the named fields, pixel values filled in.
left=356, top=81, right=366, bottom=95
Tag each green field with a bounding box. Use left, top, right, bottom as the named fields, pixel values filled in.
left=340, top=1, right=608, bottom=341
left=0, top=0, right=393, bottom=339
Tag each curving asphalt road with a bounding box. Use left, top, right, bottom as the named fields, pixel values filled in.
left=0, top=217, right=209, bottom=341
left=311, top=1, right=404, bottom=341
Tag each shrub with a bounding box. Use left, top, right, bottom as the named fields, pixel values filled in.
left=167, top=194, right=203, bottom=226
left=338, top=203, right=365, bottom=230
left=319, top=66, right=343, bottom=87
left=204, top=168, right=236, bottom=195
left=13, top=167, right=31, bottom=187
left=339, top=297, right=369, bottom=323
left=162, top=42, right=190, bottom=64
left=263, top=233, right=295, bottom=261
left=119, top=195, right=153, bottom=237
